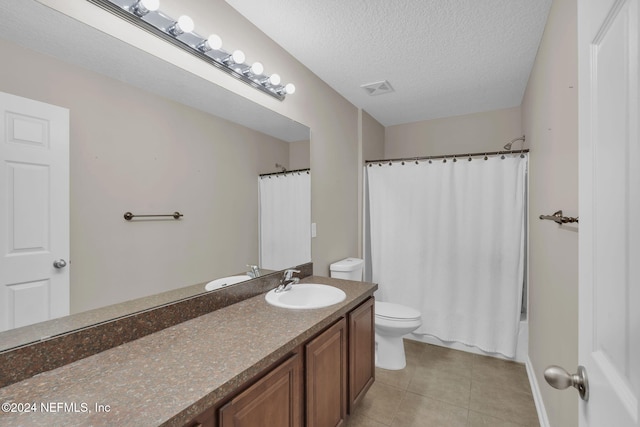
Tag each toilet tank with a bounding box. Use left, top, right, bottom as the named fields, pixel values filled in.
left=329, top=257, right=364, bottom=281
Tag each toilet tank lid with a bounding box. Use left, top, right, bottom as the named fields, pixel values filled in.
left=375, top=301, right=421, bottom=320
left=329, top=257, right=363, bottom=272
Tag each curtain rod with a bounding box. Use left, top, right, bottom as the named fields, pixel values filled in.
left=259, top=168, right=310, bottom=178
left=365, top=149, right=529, bottom=165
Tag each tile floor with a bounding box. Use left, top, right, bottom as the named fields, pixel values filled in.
left=345, top=340, right=539, bottom=427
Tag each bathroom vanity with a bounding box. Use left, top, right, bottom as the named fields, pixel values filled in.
left=0, top=276, right=375, bottom=427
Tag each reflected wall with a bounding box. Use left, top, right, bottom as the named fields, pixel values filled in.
left=0, top=37, right=298, bottom=314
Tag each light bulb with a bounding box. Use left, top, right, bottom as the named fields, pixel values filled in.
left=285, top=83, right=296, bottom=94
left=206, top=34, right=222, bottom=50
left=250, top=62, right=264, bottom=75
left=231, top=50, right=245, bottom=64
left=132, top=0, right=159, bottom=16
left=269, top=73, right=281, bottom=86
left=177, top=15, right=194, bottom=33
left=140, top=0, right=159, bottom=11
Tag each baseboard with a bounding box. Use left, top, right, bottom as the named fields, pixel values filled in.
left=526, top=356, right=550, bottom=427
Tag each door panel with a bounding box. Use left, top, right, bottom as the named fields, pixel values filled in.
left=579, top=0, right=640, bottom=425
left=0, top=91, right=69, bottom=332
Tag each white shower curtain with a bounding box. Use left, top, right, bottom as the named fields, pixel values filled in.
left=366, top=155, right=527, bottom=357
left=259, top=171, right=311, bottom=271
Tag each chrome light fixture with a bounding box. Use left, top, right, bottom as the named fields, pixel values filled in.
left=131, top=0, right=158, bottom=17
left=87, top=0, right=295, bottom=101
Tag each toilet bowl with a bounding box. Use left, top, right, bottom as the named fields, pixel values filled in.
left=327, top=258, right=421, bottom=370
left=375, top=301, right=422, bottom=370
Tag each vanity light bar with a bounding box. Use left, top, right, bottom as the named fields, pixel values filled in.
left=86, top=0, right=295, bottom=101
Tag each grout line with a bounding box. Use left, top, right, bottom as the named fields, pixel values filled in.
left=386, top=388, right=409, bottom=427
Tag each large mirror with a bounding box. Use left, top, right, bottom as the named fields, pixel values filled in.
left=0, top=1, right=310, bottom=351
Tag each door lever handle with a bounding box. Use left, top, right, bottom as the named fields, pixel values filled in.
left=544, top=365, right=589, bottom=401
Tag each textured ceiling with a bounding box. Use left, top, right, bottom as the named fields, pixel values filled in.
left=226, top=0, right=553, bottom=126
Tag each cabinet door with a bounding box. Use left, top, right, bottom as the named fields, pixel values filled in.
left=348, top=297, right=375, bottom=411
left=219, top=353, right=302, bottom=427
left=306, top=318, right=347, bottom=427
left=185, top=407, right=215, bottom=427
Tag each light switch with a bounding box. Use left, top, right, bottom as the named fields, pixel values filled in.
left=311, top=222, right=317, bottom=238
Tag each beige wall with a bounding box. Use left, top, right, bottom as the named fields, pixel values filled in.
left=26, top=0, right=360, bottom=281
left=0, top=38, right=291, bottom=313
left=146, top=0, right=361, bottom=275
left=358, top=110, right=385, bottom=258
left=289, top=141, right=311, bottom=170
left=361, top=111, right=386, bottom=162
left=172, top=0, right=360, bottom=275
left=522, top=0, right=579, bottom=425
left=384, top=106, right=523, bottom=158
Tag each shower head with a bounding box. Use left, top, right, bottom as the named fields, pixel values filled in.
left=504, top=135, right=526, bottom=150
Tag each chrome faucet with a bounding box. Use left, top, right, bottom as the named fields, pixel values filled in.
left=247, top=264, right=261, bottom=278
left=275, top=269, right=300, bottom=293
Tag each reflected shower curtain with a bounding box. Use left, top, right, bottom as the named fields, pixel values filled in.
left=366, top=155, right=527, bottom=357
left=259, top=171, right=311, bottom=271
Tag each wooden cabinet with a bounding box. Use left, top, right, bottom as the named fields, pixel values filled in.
left=185, top=297, right=375, bottom=427
left=348, top=297, right=375, bottom=411
left=184, top=407, right=215, bottom=427
left=305, top=318, right=347, bottom=427
left=219, top=352, right=303, bottom=427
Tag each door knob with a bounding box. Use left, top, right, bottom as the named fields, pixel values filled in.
left=544, top=365, right=589, bottom=401
left=53, top=259, right=67, bottom=269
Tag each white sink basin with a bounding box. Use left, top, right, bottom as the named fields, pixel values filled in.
left=265, top=284, right=346, bottom=309
left=205, top=275, right=252, bottom=291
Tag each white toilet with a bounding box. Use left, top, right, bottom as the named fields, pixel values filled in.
left=328, top=257, right=365, bottom=280
left=328, top=258, right=423, bottom=371
left=373, top=302, right=422, bottom=370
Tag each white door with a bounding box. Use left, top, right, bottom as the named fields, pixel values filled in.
left=0, top=91, right=69, bottom=332
left=579, top=0, right=639, bottom=425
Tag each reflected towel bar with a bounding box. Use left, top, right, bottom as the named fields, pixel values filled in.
left=539, top=210, right=578, bottom=225
left=124, top=212, right=183, bottom=221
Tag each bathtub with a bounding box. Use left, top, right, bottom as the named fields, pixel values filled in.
left=407, top=319, right=529, bottom=362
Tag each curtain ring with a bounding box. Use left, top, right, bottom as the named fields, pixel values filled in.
left=443, top=158, right=447, bottom=163
left=453, top=156, right=457, bottom=162
left=388, top=162, right=392, bottom=166
left=484, top=153, right=488, bottom=160
left=468, top=156, right=472, bottom=161
left=501, top=154, right=505, bottom=159
left=401, top=161, right=405, bottom=165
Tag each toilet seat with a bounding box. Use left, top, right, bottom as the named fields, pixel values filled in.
left=375, top=302, right=421, bottom=321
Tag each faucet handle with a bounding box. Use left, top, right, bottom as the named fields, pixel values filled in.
left=283, top=269, right=300, bottom=280
left=246, top=264, right=260, bottom=277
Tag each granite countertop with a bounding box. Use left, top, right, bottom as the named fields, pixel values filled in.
left=0, top=276, right=376, bottom=427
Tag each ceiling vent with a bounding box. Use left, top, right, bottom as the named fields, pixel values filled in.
left=360, top=80, right=394, bottom=96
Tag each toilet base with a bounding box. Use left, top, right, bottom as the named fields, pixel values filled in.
left=375, top=333, right=408, bottom=370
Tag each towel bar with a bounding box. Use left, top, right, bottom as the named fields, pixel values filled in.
left=539, top=210, right=578, bottom=225
left=124, top=212, right=183, bottom=221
